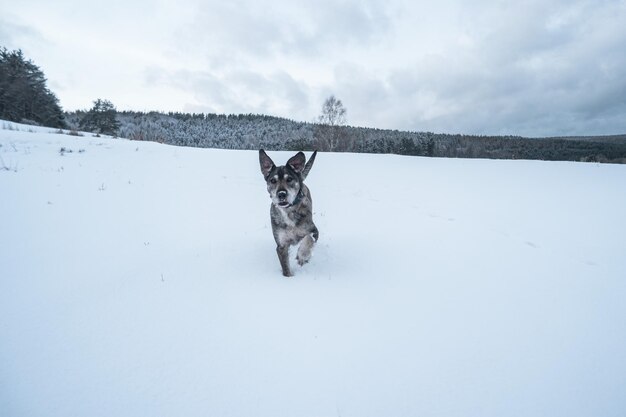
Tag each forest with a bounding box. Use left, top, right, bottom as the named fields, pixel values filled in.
left=63, top=110, right=626, bottom=164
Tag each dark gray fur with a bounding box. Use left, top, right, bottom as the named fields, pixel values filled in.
left=259, top=150, right=319, bottom=277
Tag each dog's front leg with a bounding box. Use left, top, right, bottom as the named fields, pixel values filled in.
left=296, top=234, right=316, bottom=266
left=276, top=245, right=292, bottom=277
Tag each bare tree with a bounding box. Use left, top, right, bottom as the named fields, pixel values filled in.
left=318, top=95, right=346, bottom=126
left=315, top=95, right=350, bottom=152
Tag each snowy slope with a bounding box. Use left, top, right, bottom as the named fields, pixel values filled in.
left=1, top=121, right=626, bottom=417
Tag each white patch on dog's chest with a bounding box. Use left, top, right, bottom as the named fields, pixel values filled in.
left=277, top=206, right=296, bottom=227
left=275, top=206, right=299, bottom=245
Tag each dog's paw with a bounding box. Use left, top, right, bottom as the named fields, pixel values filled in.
left=296, top=255, right=309, bottom=266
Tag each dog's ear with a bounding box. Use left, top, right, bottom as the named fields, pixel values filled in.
left=259, top=149, right=275, bottom=178
left=287, top=152, right=306, bottom=173
left=301, top=150, right=317, bottom=180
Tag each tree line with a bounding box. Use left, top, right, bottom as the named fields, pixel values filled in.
left=62, top=108, right=626, bottom=163
left=3, top=47, right=625, bottom=163
left=65, top=94, right=626, bottom=164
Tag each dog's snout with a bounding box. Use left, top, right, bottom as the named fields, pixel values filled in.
left=277, top=190, right=288, bottom=200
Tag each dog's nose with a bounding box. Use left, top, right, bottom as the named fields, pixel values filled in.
left=277, top=190, right=287, bottom=200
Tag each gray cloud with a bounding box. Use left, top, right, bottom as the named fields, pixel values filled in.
left=0, top=17, right=48, bottom=51
left=177, top=0, right=392, bottom=60
left=333, top=0, right=626, bottom=136
left=146, top=66, right=311, bottom=119
left=2, top=0, right=625, bottom=136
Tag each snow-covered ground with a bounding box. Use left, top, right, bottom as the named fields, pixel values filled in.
left=1, top=120, right=625, bottom=417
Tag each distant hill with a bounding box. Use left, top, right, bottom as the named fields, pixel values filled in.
left=65, top=110, right=626, bottom=164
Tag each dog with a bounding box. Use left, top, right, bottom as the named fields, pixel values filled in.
left=259, top=150, right=319, bottom=277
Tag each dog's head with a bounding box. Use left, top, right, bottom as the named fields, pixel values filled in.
left=259, top=150, right=307, bottom=208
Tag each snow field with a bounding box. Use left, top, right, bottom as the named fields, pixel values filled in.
left=1, top=123, right=625, bottom=416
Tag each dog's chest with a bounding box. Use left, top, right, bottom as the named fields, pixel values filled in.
left=271, top=205, right=307, bottom=245
left=276, top=206, right=297, bottom=227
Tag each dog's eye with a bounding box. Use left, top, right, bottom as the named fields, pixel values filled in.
left=286, top=177, right=293, bottom=183
left=270, top=178, right=277, bottom=184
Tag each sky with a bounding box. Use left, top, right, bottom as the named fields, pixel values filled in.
left=1, top=0, right=625, bottom=137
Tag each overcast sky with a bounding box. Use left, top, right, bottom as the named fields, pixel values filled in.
left=2, top=0, right=625, bottom=136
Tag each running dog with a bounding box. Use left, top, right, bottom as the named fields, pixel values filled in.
left=259, top=150, right=319, bottom=277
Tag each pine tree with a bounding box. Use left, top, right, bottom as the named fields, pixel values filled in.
left=0, top=47, right=66, bottom=127
left=79, top=99, right=121, bottom=135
